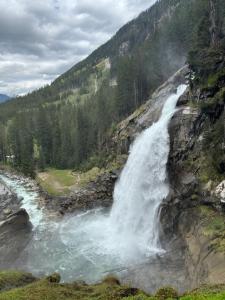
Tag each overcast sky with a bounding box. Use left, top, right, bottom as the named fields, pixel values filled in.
left=0, top=0, right=156, bottom=96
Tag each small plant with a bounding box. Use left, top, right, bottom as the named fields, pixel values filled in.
left=155, top=286, right=178, bottom=300
left=102, top=275, right=120, bottom=286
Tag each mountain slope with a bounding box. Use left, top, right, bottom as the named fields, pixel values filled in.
left=0, top=0, right=224, bottom=176
left=0, top=94, right=10, bottom=103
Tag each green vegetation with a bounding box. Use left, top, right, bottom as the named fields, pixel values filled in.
left=0, top=273, right=145, bottom=300
left=37, top=167, right=104, bottom=196
left=0, top=0, right=220, bottom=177
left=183, top=99, right=225, bottom=185
left=36, top=155, right=126, bottom=195
left=199, top=206, right=225, bottom=252
left=181, top=285, right=225, bottom=300
left=155, top=286, right=178, bottom=300
left=0, top=271, right=36, bottom=292
left=1, top=271, right=225, bottom=300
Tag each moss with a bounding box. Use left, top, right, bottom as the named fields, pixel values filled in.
left=191, top=194, right=199, bottom=201
left=46, top=273, right=61, bottom=283
left=204, top=70, right=225, bottom=89
left=200, top=88, right=225, bottom=114
left=198, top=206, right=225, bottom=252
left=2, top=272, right=225, bottom=300
left=155, top=287, right=178, bottom=300
left=0, top=274, right=146, bottom=300
left=125, top=296, right=155, bottom=300
left=0, top=270, right=36, bottom=292
left=181, top=284, right=225, bottom=300
left=102, top=275, right=121, bottom=286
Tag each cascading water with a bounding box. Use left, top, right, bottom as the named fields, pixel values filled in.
left=0, top=84, right=187, bottom=282
left=108, top=84, right=187, bottom=259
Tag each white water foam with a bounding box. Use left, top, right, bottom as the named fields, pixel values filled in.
left=0, top=175, right=43, bottom=228
left=0, top=84, right=187, bottom=281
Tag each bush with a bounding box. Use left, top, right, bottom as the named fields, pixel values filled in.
left=155, top=286, right=178, bottom=300
left=102, top=275, right=120, bottom=286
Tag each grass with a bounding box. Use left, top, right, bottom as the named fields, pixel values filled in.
left=37, top=167, right=104, bottom=196
left=47, top=169, right=75, bottom=186
left=0, top=274, right=145, bottom=300
left=0, top=271, right=36, bottom=292
left=180, top=284, right=225, bottom=300
left=37, top=153, right=127, bottom=197
left=1, top=272, right=225, bottom=300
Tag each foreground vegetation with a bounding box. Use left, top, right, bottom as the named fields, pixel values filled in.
left=1, top=271, right=225, bottom=300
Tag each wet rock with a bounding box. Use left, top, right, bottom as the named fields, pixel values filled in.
left=214, top=180, right=225, bottom=202
left=3, top=208, right=12, bottom=216
left=18, top=196, right=24, bottom=202
left=0, top=209, right=32, bottom=268
left=41, top=171, right=118, bottom=214
left=0, top=181, right=21, bottom=222
left=107, top=66, right=189, bottom=156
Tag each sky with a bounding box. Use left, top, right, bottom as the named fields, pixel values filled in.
left=0, top=0, right=156, bottom=96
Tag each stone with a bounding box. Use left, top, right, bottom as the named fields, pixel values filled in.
left=0, top=209, right=32, bottom=268
left=3, top=208, right=12, bottom=216
left=204, top=180, right=213, bottom=192
left=214, top=180, right=225, bottom=202
left=18, top=196, right=24, bottom=202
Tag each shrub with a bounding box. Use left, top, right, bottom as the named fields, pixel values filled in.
left=155, top=286, right=178, bottom=300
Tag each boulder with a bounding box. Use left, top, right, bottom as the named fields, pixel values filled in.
left=0, top=209, right=32, bottom=268
left=3, top=208, right=12, bottom=216
left=214, top=180, right=225, bottom=202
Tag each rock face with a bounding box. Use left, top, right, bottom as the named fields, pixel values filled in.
left=215, top=180, right=225, bottom=203
left=0, top=181, right=21, bottom=221
left=179, top=208, right=225, bottom=289
left=41, top=66, right=189, bottom=215
left=41, top=171, right=119, bottom=214
left=107, top=66, right=189, bottom=156
left=0, top=209, right=32, bottom=268
left=162, top=77, right=225, bottom=288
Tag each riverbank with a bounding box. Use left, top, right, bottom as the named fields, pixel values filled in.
left=0, top=176, right=19, bottom=221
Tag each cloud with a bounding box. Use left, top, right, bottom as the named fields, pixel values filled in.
left=0, top=0, right=156, bottom=96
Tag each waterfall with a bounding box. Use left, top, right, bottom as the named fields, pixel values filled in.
left=0, top=84, right=187, bottom=282
left=107, top=84, right=187, bottom=260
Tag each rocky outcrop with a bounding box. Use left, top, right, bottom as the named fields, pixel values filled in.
left=0, top=209, right=32, bottom=268
left=0, top=181, right=21, bottom=221
left=41, top=171, right=119, bottom=214
left=41, top=66, right=189, bottom=215
left=162, top=67, right=225, bottom=288
left=107, top=66, right=189, bottom=156
left=180, top=208, right=225, bottom=289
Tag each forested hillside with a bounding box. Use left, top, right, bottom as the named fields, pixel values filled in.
left=0, top=0, right=224, bottom=176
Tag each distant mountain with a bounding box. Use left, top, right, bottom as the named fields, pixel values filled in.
left=0, top=94, right=10, bottom=103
